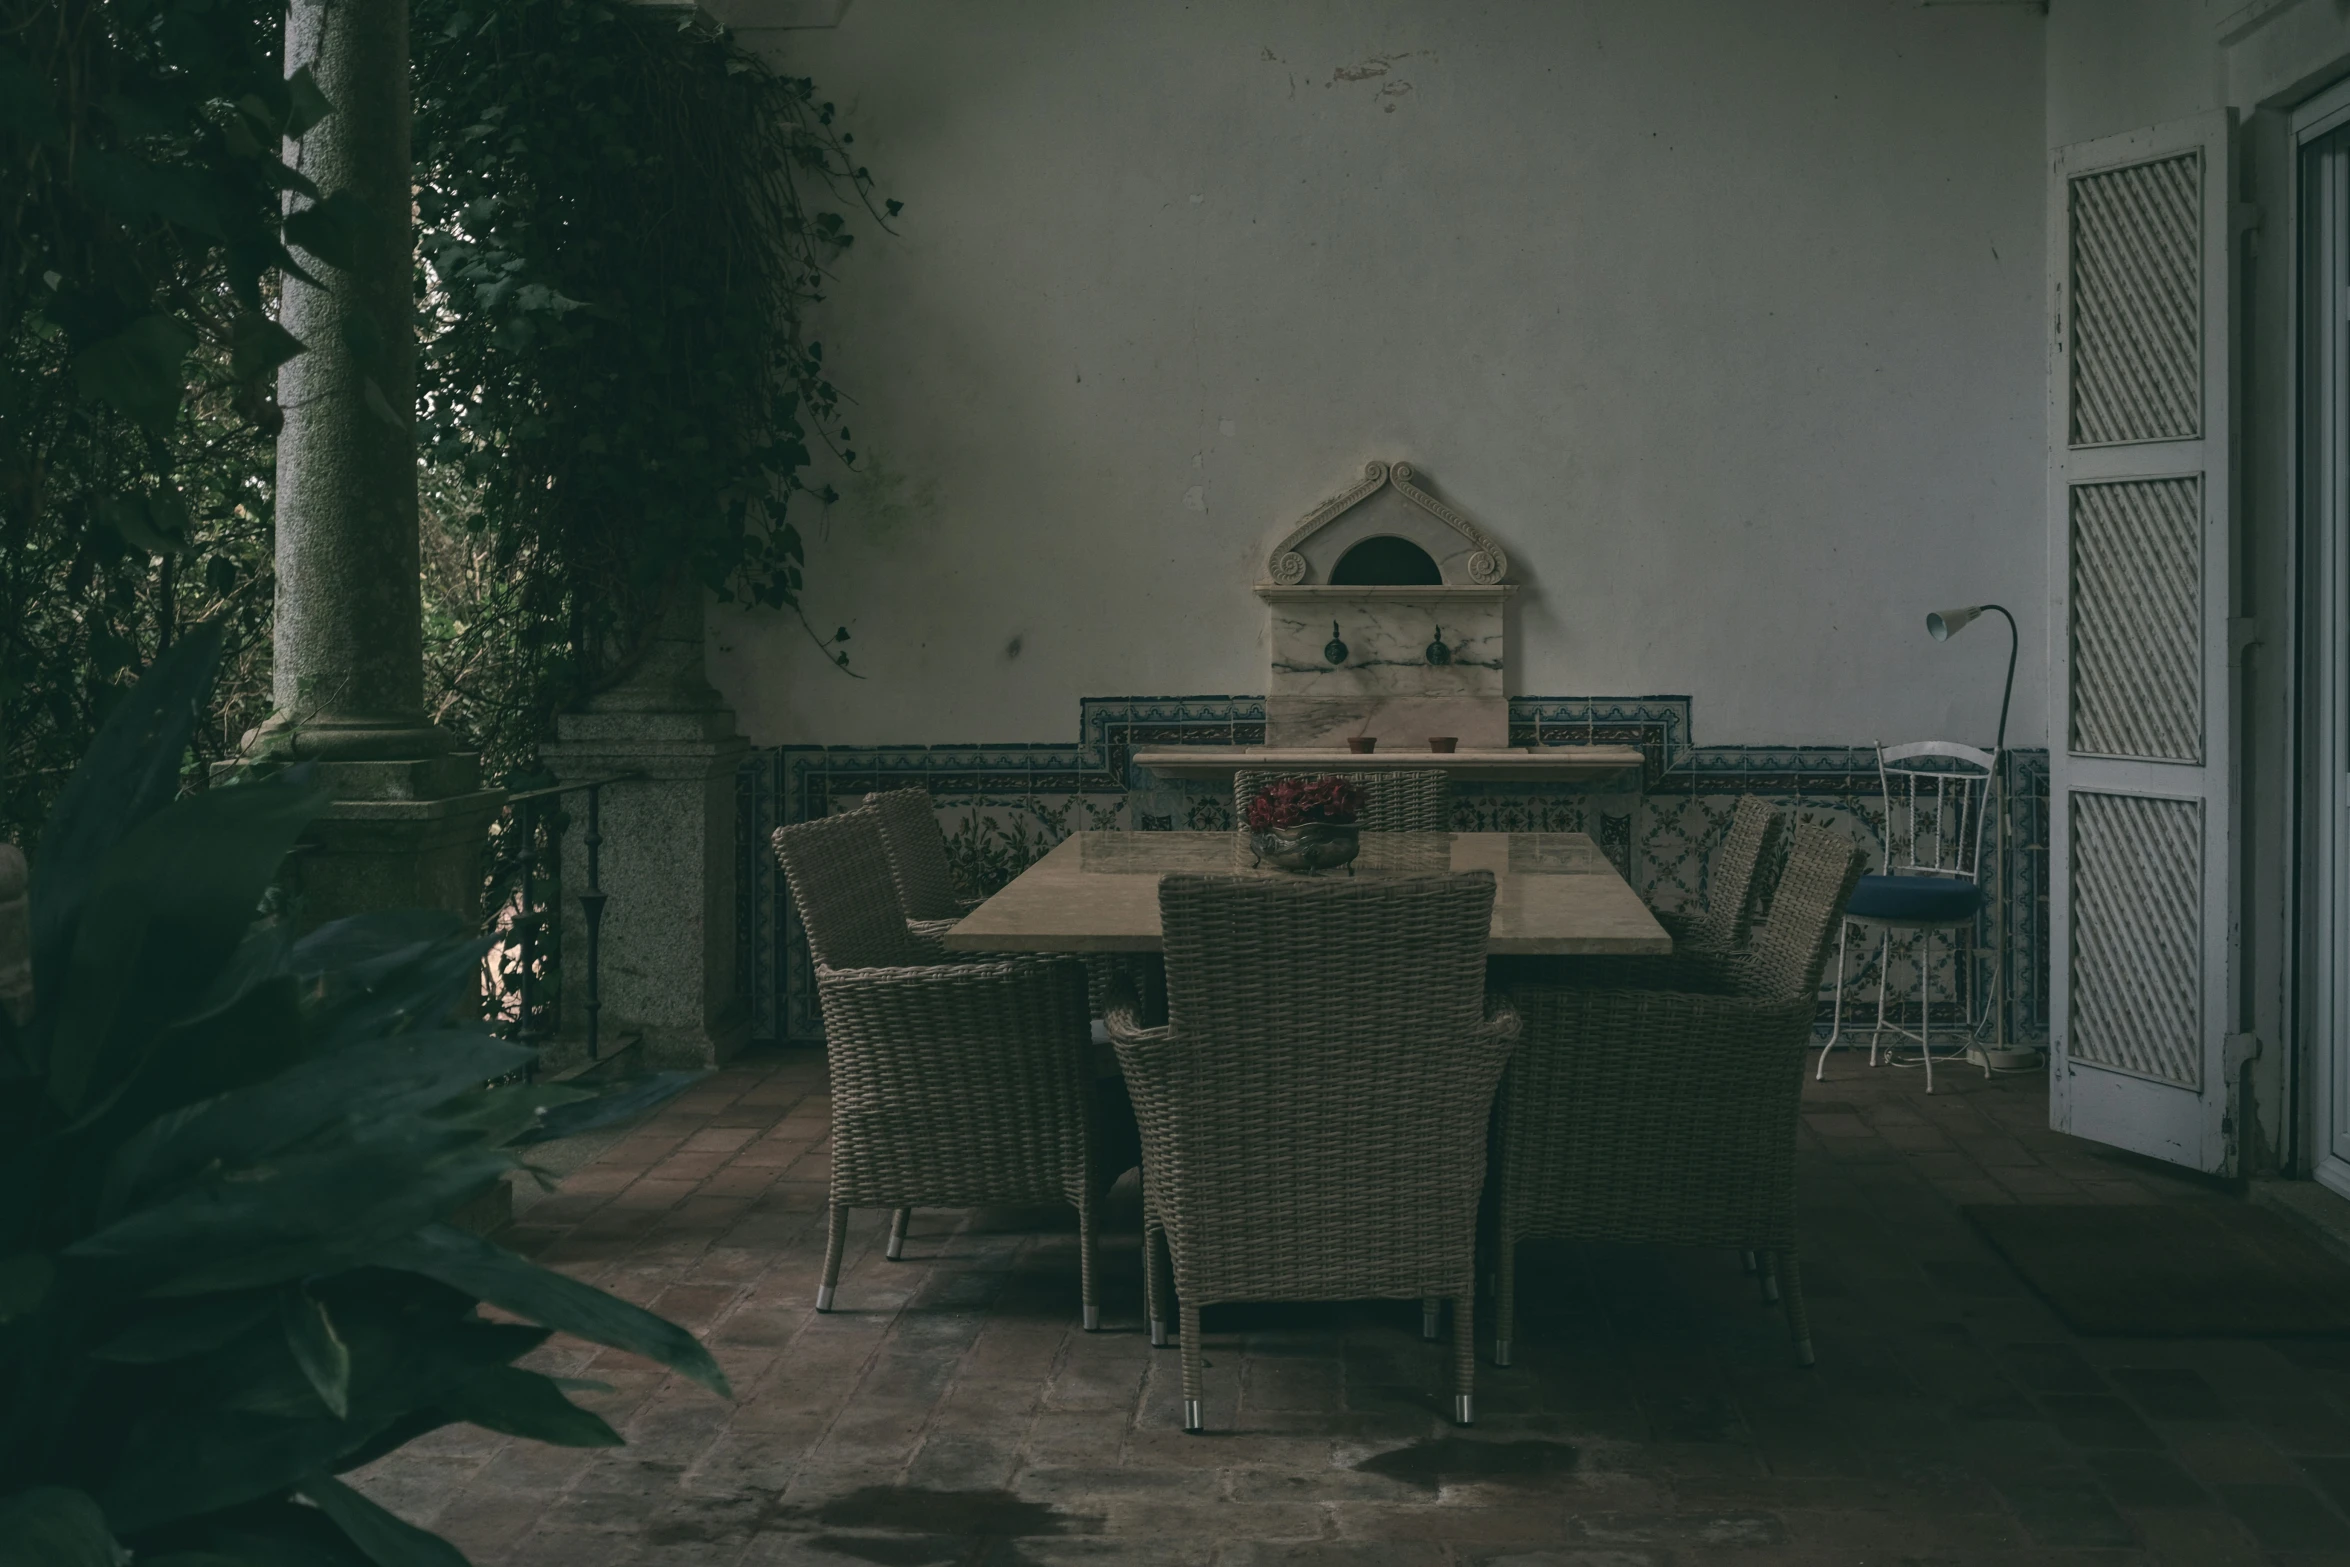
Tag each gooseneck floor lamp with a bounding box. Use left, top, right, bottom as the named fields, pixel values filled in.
left=1925, top=603, right=2032, bottom=1067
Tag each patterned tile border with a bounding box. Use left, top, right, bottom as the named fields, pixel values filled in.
left=739, top=695, right=2049, bottom=1050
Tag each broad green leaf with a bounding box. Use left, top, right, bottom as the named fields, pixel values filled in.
left=143, top=1494, right=373, bottom=1567
left=438, top=1366, right=620, bottom=1447
left=379, top=1225, right=730, bottom=1397
left=29, top=624, right=225, bottom=1017
left=47, top=773, right=326, bottom=1116
left=288, top=913, right=466, bottom=976
left=506, top=1071, right=702, bottom=1146
left=101, top=1029, right=530, bottom=1218
left=88, top=975, right=308, bottom=1148
left=297, top=1474, right=467, bottom=1567
left=73, top=152, right=229, bottom=237
left=101, top=1410, right=375, bottom=1534
left=105, top=1312, right=544, bottom=1531
left=0, top=1252, right=54, bottom=1322
left=71, top=313, right=196, bottom=433
left=0, top=1488, right=123, bottom=1567
left=284, top=1288, right=351, bottom=1419
left=76, top=1121, right=512, bottom=1296
left=91, top=1292, right=273, bottom=1363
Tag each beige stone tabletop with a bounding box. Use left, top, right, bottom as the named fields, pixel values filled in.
left=943, top=831, right=1671, bottom=956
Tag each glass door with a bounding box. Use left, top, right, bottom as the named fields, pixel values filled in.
left=2302, top=86, right=2350, bottom=1189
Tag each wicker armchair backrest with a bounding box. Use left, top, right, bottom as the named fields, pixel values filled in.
left=1739, top=821, right=1869, bottom=1000
left=772, top=806, right=933, bottom=970
left=1689, top=795, right=1785, bottom=952
left=863, top=787, right=966, bottom=920
left=1160, top=871, right=1493, bottom=1046
left=1231, top=769, right=1451, bottom=834
left=1136, top=871, right=1511, bottom=1300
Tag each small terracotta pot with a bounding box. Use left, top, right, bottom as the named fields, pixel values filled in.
left=1427, top=737, right=1458, bottom=753
left=1346, top=736, right=1377, bottom=754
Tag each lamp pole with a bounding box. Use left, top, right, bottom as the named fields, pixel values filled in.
left=1927, top=603, right=2018, bottom=1051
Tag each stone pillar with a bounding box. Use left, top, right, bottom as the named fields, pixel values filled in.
left=541, top=588, right=750, bottom=1070
left=246, top=0, right=501, bottom=927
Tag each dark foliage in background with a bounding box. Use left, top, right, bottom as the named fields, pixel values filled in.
left=0, top=625, right=721, bottom=1566
left=1, top=0, right=318, bottom=845
left=3, top=0, right=889, bottom=840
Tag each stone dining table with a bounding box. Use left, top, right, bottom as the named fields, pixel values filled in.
left=941, top=831, right=1671, bottom=956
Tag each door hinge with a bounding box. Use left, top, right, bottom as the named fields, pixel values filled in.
left=2224, top=1032, right=2262, bottom=1075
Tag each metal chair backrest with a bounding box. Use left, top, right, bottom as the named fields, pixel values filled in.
left=1691, top=795, right=1785, bottom=951
left=1875, top=739, right=1999, bottom=885
left=772, top=806, right=935, bottom=970
left=863, top=788, right=966, bottom=921
left=1231, top=770, right=1451, bottom=834
left=1742, top=821, right=1870, bottom=1000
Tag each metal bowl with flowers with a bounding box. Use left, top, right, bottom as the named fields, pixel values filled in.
left=1245, top=775, right=1367, bottom=874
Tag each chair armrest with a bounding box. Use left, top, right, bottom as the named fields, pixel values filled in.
left=903, top=917, right=960, bottom=960
left=1480, top=993, right=1522, bottom=1044
left=1102, top=977, right=1170, bottom=1047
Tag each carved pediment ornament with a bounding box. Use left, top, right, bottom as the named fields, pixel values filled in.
left=1264, top=460, right=1511, bottom=587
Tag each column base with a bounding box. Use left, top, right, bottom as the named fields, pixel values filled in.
left=219, top=754, right=505, bottom=932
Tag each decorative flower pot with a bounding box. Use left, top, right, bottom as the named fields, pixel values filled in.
left=1347, top=736, right=1377, bottom=754
left=1427, top=736, right=1458, bottom=753
left=1249, top=821, right=1361, bottom=875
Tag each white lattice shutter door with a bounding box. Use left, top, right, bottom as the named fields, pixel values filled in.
left=2048, top=112, right=2240, bottom=1173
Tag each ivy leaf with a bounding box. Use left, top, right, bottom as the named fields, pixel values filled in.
left=362, top=378, right=408, bottom=432
left=284, top=190, right=377, bottom=273
left=229, top=314, right=305, bottom=382
left=284, top=64, right=335, bottom=139
left=73, top=315, right=197, bottom=433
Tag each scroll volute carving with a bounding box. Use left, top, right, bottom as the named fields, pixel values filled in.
left=1263, top=460, right=1510, bottom=587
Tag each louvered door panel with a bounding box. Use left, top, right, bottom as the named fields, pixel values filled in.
left=2048, top=112, right=2238, bottom=1174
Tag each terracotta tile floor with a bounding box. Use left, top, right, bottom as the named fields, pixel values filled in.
left=355, top=1042, right=2350, bottom=1566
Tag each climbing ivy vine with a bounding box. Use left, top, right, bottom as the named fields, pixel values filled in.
left=411, top=0, right=892, bottom=778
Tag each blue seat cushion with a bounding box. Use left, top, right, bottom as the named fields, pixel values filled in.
left=1846, top=874, right=1982, bottom=925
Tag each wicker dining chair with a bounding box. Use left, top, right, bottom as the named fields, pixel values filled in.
left=1232, top=769, right=1451, bottom=833
left=1657, top=794, right=1785, bottom=955
left=1106, top=871, right=1520, bottom=1432
left=863, top=787, right=978, bottom=922
left=772, top=806, right=1113, bottom=1328
left=1490, top=820, right=1866, bottom=1369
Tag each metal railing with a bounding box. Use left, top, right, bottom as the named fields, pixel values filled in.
left=483, top=772, right=640, bottom=1070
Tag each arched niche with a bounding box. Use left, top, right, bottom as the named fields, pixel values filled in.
left=1331, top=535, right=1443, bottom=586
left=1262, top=460, right=1510, bottom=587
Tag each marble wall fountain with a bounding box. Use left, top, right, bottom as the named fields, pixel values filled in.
left=1259, top=459, right=1514, bottom=751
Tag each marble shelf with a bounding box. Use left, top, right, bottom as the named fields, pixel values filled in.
left=1127, top=745, right=1646, bottom=783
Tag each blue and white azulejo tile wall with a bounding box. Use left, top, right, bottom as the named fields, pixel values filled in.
left=738, top=694, right=2050, bottom=1051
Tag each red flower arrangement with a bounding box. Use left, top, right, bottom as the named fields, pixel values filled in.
left=1245, top=775, right=1366, bottom=832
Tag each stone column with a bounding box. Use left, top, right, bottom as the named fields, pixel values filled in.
left=540, top=587, right=750, bottom=1070
left=245, top=0, right=501, bottom=927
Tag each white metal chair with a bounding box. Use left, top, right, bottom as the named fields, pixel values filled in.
left=1816, top=740, right=2000, bottom=1093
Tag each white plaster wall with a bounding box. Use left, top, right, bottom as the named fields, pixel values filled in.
left=709, top=0, right=2047, bottom=748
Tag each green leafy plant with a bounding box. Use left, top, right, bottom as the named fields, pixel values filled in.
left=0, top=622, right=727, bottom=1564
left=412, top=0, right=894, bottom=771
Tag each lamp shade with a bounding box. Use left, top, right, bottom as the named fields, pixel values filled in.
left=1926, top=605, right=1985, bottom=641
